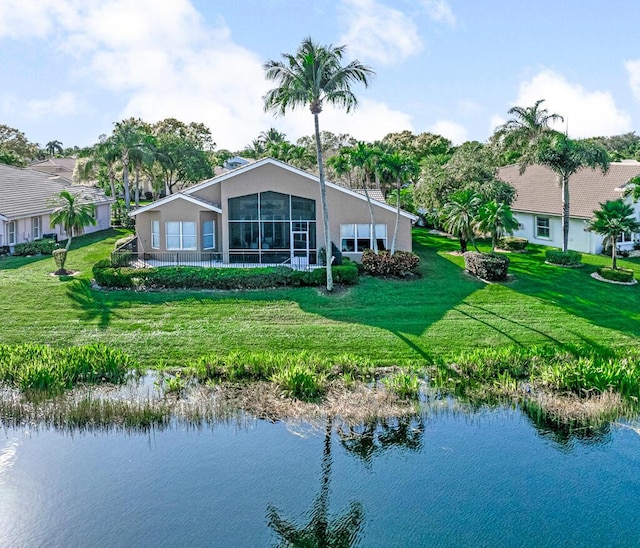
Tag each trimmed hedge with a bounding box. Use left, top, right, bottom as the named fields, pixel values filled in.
left=597, top=267, right=635, bottom=283
left=92, top=261, right=358, bottom=290
left=361, top=249, right=420, bottom=277
left=499, top=237, right=528, bottom=252
left=12, top=239, right=58, bottom=256
left=463, top=252, right=510, bottom=281
left=545, top=250, right=582, bottom=266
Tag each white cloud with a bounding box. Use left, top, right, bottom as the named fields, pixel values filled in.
left=421, top=0, right=456, bottom=27
left=509, top=69, right=631, bottom=138
left=625, top=59, right=640, bottom=101
left=429, top=120, right=468, bottom=144
left=338, top=0, right=423, bottom=64
left=26, top=92, right=80, bottom=119
left=489, top=115, right=505, bottom=135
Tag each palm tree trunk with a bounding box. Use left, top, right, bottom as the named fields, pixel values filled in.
left=135, top=163, right=141, bottom=208
left=612, top=235, right=617, bottom=270
left=562, top=174, right=570, bottom=252
left=123, top=161, right=131, bottom=212
left=314, top=113, right=333, bottom=291
left=390, top=182, right=400, bottom=255
left=362, top=184, right=378, bottom=253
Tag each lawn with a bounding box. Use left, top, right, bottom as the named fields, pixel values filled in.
left=1, top=228, right=639, bottom=368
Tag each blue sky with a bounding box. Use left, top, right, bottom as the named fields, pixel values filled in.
left=1, top=0, right=639, bottom=151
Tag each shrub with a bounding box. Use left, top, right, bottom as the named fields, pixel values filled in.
left=597, top=266, right=635, bottom=283
left=271, top=364, right=326, bottom=400
left=463, top=252, right=510, bottom=281
left=13, top=239, right=58, bottom=256
left=361, top=249, right=420, bottom=277
left=111, top=250, right=132, bottom=267
left=499, top=237, right=528, bottom=252
left=114, top=235, right=136, bottom=249
left=545, top=250, right=582, bottom=266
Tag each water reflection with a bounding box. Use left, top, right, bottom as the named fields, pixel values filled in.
left=267, top=417, right=364, bottom=547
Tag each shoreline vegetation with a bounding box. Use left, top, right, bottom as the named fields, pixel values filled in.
left=1, top=343, right=638, bottom=433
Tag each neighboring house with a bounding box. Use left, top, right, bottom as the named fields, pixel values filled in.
left=222, top=156, right=251, bottom=171
left=28, top=157, right=78, bottom=184
left=498, top=161, right=640, bottom=254
left=0, top=163, right=113, bottom=250
left=130, top=157, right=417, bottom=266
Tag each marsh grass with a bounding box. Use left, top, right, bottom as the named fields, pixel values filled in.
left=0, top=343, right=140, bottom=391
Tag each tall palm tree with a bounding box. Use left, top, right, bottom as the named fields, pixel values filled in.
left=440, top=189, right=482, bottom=253
left=588, top=199, right=640, bottom=270
left=496, top=99, right=564, bottom=164
left=45, top=140, right=64, bottom=158
left=49, top=190, right=97, bottom=251
left=350, top=142, right=382, bottom=251
left=259, top=127, right=287, bottom=146
left=263, top=37, right=374, bottom=291
left=379, top=151, right=419, bottom=254
left=476, top=200, right=520, bottom=250
left=530, top=132, right=609, bottom=252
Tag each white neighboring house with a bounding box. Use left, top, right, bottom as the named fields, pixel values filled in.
left=498, top=161, right=640, bottom=254
left=0, top=163, right=114, bottom=251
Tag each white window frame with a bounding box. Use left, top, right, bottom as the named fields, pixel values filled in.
left=203, top=220, right=215, bottom=250
left=340, top=223, right=387, bottom=252
left=535, top=216, right=550, bottom=239
left=7, top=221, right=16, bottom=246
left=151, top=220, right=160, bottom=249
left=32, top=217, right=41, bottom=240
left=166, top=221, right=196, bottom=250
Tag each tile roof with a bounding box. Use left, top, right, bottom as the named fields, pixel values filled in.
left=353, top=188, right=387, bottom=203
left=0, top=162, right=112, bottom=219
left=498, top=162, right=640, bottom=219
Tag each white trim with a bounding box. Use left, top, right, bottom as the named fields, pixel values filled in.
left=183, top=157, right=419, bottom=221
left=151, top=219, right=160, bottom=249
left=130, top=193, right=222, bottom=216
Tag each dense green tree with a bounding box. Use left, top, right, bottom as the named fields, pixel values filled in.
left=264, top=37, right=373, bottom=291
left=588, top=132, right=640, bottom=161
left=476, top=200, right=520, bottom=250
left=528, top=132, right=609, bottom=252
left=440, top=188, right=482, bottom=253
left=0, top=124, right=38, bottom=167
left=588, top=199, right=640, bottom=270
left=381, top=130, right=453, bottom=164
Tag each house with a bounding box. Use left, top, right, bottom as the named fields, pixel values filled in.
left=0, top=163, right=114, bottom=250
left=130, top=158, right=417, bottom=266
left=28, top=157, right=78, bottom=184
left=498, top=161, right=640, bottom=254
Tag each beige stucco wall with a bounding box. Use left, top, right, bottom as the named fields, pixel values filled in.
left=135, top=162, right=414, bottom=261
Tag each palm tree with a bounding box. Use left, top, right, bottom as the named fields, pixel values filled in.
left=45, top=140, right=64, bottom=158
left=263, top=37, right=374, bottom=291
left=497, top=99, right=564, bottom=160
left=476, top=200, right=520, bottom=250
left=588, top=199, right=640, bottom=270
left=259, top=127, right=287, bottom=146
left=530, top=132, right=609, bottom=252
left=49, top=190, right=97, bottom=250
left=379, top=151, right=419, bottom=254
left=440, top=189, right=482, bottom=253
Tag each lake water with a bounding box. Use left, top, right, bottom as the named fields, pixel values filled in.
left=1, top=403, right=639, bottom=547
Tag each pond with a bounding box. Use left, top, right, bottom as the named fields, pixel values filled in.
left=1, top=397, right=639, bottom=547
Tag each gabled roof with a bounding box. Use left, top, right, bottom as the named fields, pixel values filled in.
left=353, top=188, right=386, bottom=203
left=182, top=157, right=418, bottom=220
left=129, top=192, right=222, bottom=216
left=498, top=161, right=640, bottom=219
left=0, top=163, right=113, bottom=220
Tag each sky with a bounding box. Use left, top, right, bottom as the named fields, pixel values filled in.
left=1, top=0, right=639, bottom=152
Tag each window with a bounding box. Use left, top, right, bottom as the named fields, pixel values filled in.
left=151, top=220, right=160, bottom=249
left=617, top=232, right=632, bottom=243
left=535, top=217, right=550, bottom=239
left=341, top=224, right=387, bottom=252
left=32, top=217, right=41, bottom=240
left=203, top=220, right=215, bottom=250
left=6, top=221, right=16, bottom=245
left=166, top=221, right=196, bottom=250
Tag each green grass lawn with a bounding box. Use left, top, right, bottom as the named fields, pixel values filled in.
left=1, top=228, right=639, bottom=367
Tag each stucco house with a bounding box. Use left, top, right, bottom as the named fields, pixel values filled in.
left=0, top=163, right=113, bottom=250
left=130, top=157, right=417, bottom=267
left=498, top=161, right=640, bottom=254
